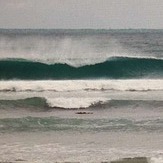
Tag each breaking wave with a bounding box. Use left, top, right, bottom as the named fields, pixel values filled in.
left=0, top=97, right=163, bottom=110
left=0, top=57, right=163, bottom=79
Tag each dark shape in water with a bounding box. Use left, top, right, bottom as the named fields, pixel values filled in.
left=75, top=111, right=93, bottom=114
left=110, top=157, right=148, bottom=163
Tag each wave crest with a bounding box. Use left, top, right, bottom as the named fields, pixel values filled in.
left=0, top=97, right=163, bottom=110
left=0, top=57, right=163, bottom=79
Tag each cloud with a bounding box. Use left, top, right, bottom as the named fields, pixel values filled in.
left=0, top=0, right=163, bottom=28
left=1, top=0, right=27, bottom=9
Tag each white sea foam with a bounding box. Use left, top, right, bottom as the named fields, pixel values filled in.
left=0, top=79, right=162, bottom=108
left=150, top=156, right=163, bottom=163
left=0, top=79, right=162, bottom=92
left=46, top=97, right=109, bottom=108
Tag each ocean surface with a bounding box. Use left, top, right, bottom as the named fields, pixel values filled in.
left=0, top=29, right=163, bottom=163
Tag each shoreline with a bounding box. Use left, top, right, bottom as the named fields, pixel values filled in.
left=0, top=157, right=149, bottom=163
left=111, top=157, right=148, bottom=163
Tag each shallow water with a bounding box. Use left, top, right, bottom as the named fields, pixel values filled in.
left=0, top=106, right=162, bottom=162
left=0, top=131, right=162, bottom=163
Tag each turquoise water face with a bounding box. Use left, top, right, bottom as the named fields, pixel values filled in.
left=0, top=57, right=163, bottom=79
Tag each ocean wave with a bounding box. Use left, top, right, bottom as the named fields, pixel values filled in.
left=0, top=97, right=48, bottom=110
left=0, top=97, right=109, bottom=109
left=0, top=97, right=163, bottom=110
left=0, top=57, right=163, bottom=79
left=1, top=28, right=163, bottom=69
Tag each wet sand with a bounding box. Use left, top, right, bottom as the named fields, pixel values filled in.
left=111, top=157, right=148, bottom=163
left=0, top=158, right=149, bottom=163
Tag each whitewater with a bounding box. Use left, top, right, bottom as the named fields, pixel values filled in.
left=0, top=29, right=163, bottom=163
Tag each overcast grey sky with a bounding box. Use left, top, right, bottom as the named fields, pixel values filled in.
left=0, top=0, right=163, bottom=29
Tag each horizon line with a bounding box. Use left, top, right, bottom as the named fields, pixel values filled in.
left=0, top=28, right=163, bottom=30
